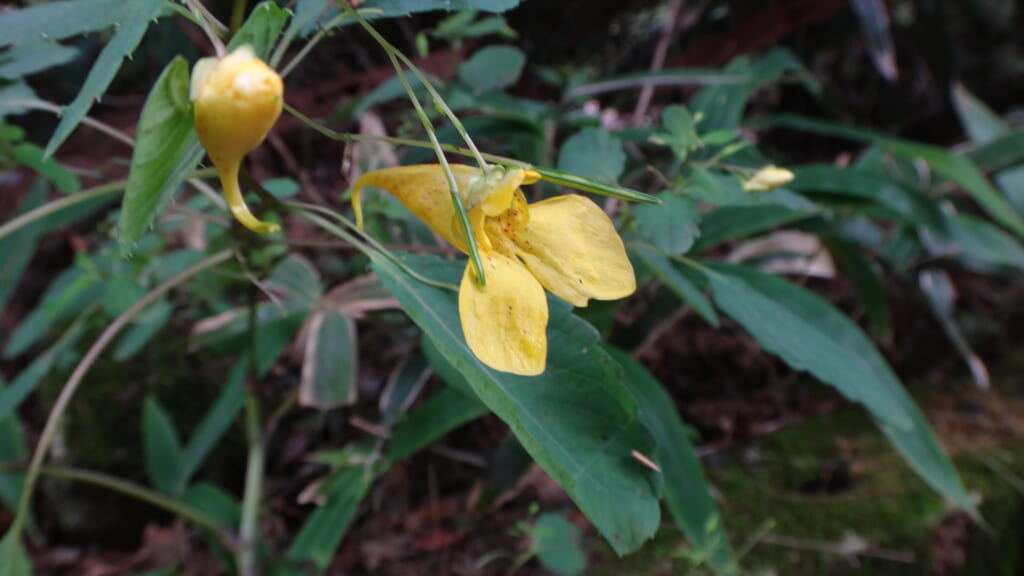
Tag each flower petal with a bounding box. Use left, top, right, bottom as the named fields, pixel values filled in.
left=352, top=164, right=481, bottom=251
left=459, top=253, right=548, bottom=376
left=514, top=195, right=636, bottom=307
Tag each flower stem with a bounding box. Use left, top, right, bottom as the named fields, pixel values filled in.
left=237, top=393, right=264, bottom=576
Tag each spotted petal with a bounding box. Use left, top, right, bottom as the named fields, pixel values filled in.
left=459, top=253, right=548, bottom=376
left=513, top=195, right=636, bottom=307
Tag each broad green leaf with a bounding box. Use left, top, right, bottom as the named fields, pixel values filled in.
left=530, top=513, right=587, bottom=576
left=557, top=128, right=626, bottom=184
left=968, top=130, right=1024, bottom=173
left=0, top=379, right=27, bottom=514
left=633, top=193, right=700, bottom=255
left=102, top=274, right=147, bottom=318
left=300, top=309, right=358, bottom=409
left=44, top=0, right=166, bottom=157
left=826, top=238, right=890, bottom=342
left=274, top=468, right=373, bottom=576
left=293, top=0, right=520, bottom=37
left=609, top=349, right=738, bottom=576
left=118, top=56, right=205, bottom=252
left=458, top=45, right=526, bottom=92
left=0, top=0, right=129, bottom=47
left=389, top=386, right=487, bottom=461
left=372, top=253, right=661, bottom=554
left=701, top=262, right=975, bottom=515
left=631, top=245, right=718, bottom=327
left=788, top=164, right=942, bottom=229
left=0, top=42, right=78, bottom=80
left=758, top=115, right=1024, bottom=237
left=0, top=183, right=45, bottom=313
left=352, top=72, right=432, bottom=116
left=142, top=396, right=185, bottom=496
left=228, top=1, right=290, bottom=60
left=692, top=204, right=814, bottom=253
left=179, top=362, right=246, bottom=487
left=0, top=530, right=31, bottom=576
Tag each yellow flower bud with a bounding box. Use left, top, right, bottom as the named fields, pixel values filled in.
left=742, top=165, right=795, bottom=193
left=192, top=46, right=283, bottom=233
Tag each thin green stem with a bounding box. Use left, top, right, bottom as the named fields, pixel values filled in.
left=238, top=394, right=264, bottom=576
left=283, top=104, right=530, bottom=168
left=286, top=202, right=458, bottom=291
left=8, top=250, right=233, bottom=544
left=0, top=168, right=218, bottom=243
left=0, top=463, right=233, bottom=545
left=338, top=3, right=486, bottom=287
left=230, top=0, right=247, bottom=34
left=339, top=3, right=490, bottom=173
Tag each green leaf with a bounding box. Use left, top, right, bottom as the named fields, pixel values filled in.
left=0, top=0, right=130, bottom=47
left=191, top=301, right=308, bottom=376
left=692, top=49, right=817, bottom=132
left=44, top=0, right=166, bottom=157
left=700, top=262, right=976, bottom=515
left=557, top=127, right=626, bottom=185
left=142, top=396, right=185, bottom=496
left=300, top=309, right=358, bottom=409
left=530, top=513, right=587, bottom=576
left=692, top=204, right=814, bottom=253
left=0, top=530, right=31, bottom=576
left=228, top=1, right=291, bottom=60
left=937, top=212, right=1024, bottom=272
left=0, top=321, right=87, bottom=422
left=4, top=267, right=105, bottom=358
left=826, top=238, right=890, bottom=342
left=633, top=193, right=700, bottom=255
left=363, top=0, right=521, bottom=15
left=788, top=164, right=942, bottom=229
left=688, top=166, right=814, bottom=211
left=458, top=45, right=526, bottom=92
left=0, top=82, right=38, bottom=117
left=371, top=253, right=661, bottom=555
left=389, top=386, right=487, bottom=461
left=0, top=183, right=45, bottom=313
left=951, top=83, right=1024, bottom=216
left=113, top=299, right=173, bottom=361
left=12, top=143, right=79, bottom=193
left=951, top=83, right=1006, bottom=144
left=273, top=468, right=373, bottom=576
left=652, top=105, right=698, bottom=158
left=758, top=114, right=1024, bottom=237
left=379, top=352, right=431, bottom=427
left=182, top=482, right=241, bottom=528
left=265, top=254, right=322, bottom=306
left=0, top=379, right=27, bottom=514
left=0, top=42, right=78, bottom=80
left=631, top=245, right=718, bottom=327
left=179, top=362, right=246, bottom=487
left=118, top=56, right=205, bottom=252
left=609, top=349, right=738, bottom=576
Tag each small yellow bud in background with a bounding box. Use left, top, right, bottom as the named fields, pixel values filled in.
left=742, top=165, right=795, bottom=193
left=192, top=46, right=284, bottom=234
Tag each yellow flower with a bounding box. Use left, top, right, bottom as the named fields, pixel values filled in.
left=192, top=46, right=284, bottom=234
left=741, top=165, right=795, bottom=192
left=352, top=164, right=636, bottom=376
